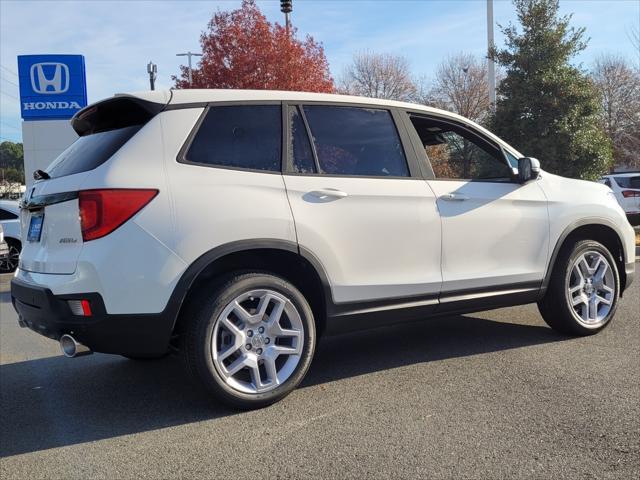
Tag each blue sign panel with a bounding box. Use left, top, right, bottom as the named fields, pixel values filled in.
left=17, top=54, right=88, bottom=120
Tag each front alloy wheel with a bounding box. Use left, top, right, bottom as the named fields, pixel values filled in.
left=183, top=272, right=315, bottom=409
left=565, top=250, right=615, bottom=328
left=538, top=239, right=619, bottom=336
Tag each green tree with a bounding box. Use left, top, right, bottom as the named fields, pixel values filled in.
left=490, top=0, right=612, bottom=180
left=0, top=141, right=25, bottom=184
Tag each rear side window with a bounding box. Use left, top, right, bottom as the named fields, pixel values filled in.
left=302, top=106, right=409, bottom=177
left=46, top=125, right=141, bottom=179
left=0, top=208, right=18, bottom=220
left=614, top=176, right=640, bottom=189
left=185, top=105, right=281, bottom=172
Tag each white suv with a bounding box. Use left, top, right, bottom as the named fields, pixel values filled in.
left=11, top=90, right=636, bottom=409
left=599, top=173, right=640, bottom=226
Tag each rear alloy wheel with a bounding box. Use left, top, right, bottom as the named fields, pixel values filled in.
left=538, top=239, right=619, bottom=335
left=0, top=239, right=20, bottom=273
left=183, top=272, right=315, bottom=409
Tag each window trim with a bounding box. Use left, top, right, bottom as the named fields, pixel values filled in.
left=282, top=101, right=423, bottom=180
left=176, top=100, right=284, bottom=175
left=402, top=110, right=520, bottom=183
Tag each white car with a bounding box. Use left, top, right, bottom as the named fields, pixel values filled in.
left=0, top=224, right=9, bottom=268
left=0, top=200, right=21, bottom=273
left=599, top=173, right=640, bottom=226
left=11, top=90, right=636, bottom=409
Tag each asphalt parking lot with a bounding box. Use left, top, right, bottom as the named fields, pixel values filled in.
left=1, top=270, right=638, bottom=479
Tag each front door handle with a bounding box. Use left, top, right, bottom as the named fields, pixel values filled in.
left=309, top=188, right=349, bottom=199
left=440, top=193, right=469, bottom=202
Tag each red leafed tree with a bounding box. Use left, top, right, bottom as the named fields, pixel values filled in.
left=173, top=0, right=334, bottom=92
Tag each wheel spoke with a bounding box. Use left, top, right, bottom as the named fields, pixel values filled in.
left=577, top=255, right=591, bottom=277
left=588, top=297, right=598, bottom=321
left=596, top=295, right=611, bottom=306
left=232, top=302, right=252, bottom=325
left=221, top=316, right=243, bottom=336
left=263, top=355, right=279, bottom=385
left=572, top=293, right=587, bottom=307
left=225, top=354, right=248, bottom=376
left=249, top=364, right=265, bottom=390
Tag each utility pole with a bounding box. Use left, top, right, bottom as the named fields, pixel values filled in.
left=280, top=0, right=292, bottom=35
left=147, top=61, right=157, bottom=91
left=176, top=51, right=203, bottom=86
left=486, top=0, right=496, bottom=107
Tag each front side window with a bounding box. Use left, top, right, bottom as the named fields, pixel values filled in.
left=185, top=105, right=281, bottom=172
left=409, top=115, right=512, bottom=181
left=302, top=106, right=409, bottom=177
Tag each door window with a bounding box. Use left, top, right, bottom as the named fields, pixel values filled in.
left=185, top=105, right=282, bottom=172
left=302, top=106, right=409, bottom=177
left=409, top=115, right=512, bottom=181
left=289, top=106, right=316, bottom=174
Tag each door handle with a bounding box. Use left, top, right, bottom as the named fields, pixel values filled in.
left=440, top=193, right=469, bottom=201
left=309, top=188, right=349, bottom=199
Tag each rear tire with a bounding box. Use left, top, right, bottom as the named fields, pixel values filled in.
left=182, top=272, right=316, bottom=409
left=538, top=239, right=619, bottom=336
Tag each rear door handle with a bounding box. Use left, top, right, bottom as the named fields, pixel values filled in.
left=309, top=188, right=349, bottom=199
left=440, top=193, right=469, bottom=201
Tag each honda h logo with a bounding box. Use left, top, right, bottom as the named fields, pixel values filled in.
left=29, top=62, right=70, bottom=94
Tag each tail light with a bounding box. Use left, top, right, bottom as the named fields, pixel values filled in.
left=79, top=189, right=158, bottom=241
left=621, top=190, right=640, bottom=198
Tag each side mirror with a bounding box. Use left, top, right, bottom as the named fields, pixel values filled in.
left=518, top=157, right=541, bottom=183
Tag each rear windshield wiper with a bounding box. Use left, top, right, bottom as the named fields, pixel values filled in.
left=33, top=170, right=50, bottom=180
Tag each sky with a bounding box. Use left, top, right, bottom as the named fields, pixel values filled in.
left=1, top=0, right=639, bottom=142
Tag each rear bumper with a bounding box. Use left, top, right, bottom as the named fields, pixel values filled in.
left=10, top=277, right=173, bottom=357
left=0, top=241, right=8, bottom=260
left=626, top=213, right=640, bottom=227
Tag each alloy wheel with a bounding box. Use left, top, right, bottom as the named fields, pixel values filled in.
left=565, top=250, right=615, bottom=327
left=211, top=289, right=304, bottom=394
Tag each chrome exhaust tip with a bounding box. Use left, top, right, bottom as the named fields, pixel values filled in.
left=60, top=334, right=92, bottom=358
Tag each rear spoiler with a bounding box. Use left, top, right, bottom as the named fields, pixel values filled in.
left=71, top=95, right=169, bottom=136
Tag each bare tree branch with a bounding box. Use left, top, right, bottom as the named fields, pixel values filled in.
left=591, top=53, right=640, bottom=170
left=338, top=51, right=416, bottom=101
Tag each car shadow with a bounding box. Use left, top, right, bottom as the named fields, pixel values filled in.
left=0, top=314, right=564, bottom=457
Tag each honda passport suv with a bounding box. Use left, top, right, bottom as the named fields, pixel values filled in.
left=11, top=90, right=636, bottom=409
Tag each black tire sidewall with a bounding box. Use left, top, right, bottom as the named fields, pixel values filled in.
left=191, top=273, right=316, bottom=408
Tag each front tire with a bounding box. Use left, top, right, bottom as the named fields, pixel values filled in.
left=183, top=272, right=316, bottom=409
left=538, top=239, right=619, bottom=336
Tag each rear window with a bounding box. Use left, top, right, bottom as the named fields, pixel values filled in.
left=46, top=125, right=141, bottom=179
left=184, top=105, right=282, bottom=172
left=614, top=176, right=640, bottom=189
left=0, top=208, right=18, bottom=220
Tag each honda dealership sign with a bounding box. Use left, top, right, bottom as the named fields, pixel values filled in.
left=17, top=54, right=88, bottom=120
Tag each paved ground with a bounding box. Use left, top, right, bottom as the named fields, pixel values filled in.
left=1, top=271, right=638, bottom=479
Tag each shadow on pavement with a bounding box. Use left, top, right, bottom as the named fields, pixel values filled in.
left=0, top=314, right=564, bottom=457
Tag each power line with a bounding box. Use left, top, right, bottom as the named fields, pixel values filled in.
left=0, top=121, right=20, bottom=130
left=0, top=65, right=18, bottom=78
left=1, top=76, right=19, bottom=88
left=0, top=90, right=19, bottom=100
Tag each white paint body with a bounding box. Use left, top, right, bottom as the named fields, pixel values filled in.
left=13, top=90, right=636, bottom=317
